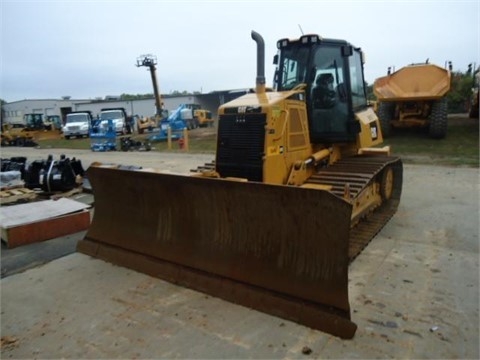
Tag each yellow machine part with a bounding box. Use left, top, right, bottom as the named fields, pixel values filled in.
left=34, top=130, right=63, bottom=141
left=78, top=164, right=357, bottom=338
left=374, top=63, right=451, bottom=101
left=1, top=124, right=35, bottom=144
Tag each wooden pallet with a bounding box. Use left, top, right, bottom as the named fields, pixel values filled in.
left=47, top=187, right=83, bottom=200
left=0, top=188, right=37, bottom=205
left=1, top=198, right=91, bottom=248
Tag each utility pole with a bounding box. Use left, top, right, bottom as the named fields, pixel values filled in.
left=136, top=54, right=162, bottom=119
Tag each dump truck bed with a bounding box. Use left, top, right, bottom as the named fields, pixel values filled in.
left=374, top=63, right=451, bottom=101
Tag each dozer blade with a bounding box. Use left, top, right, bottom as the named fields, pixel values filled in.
left=34, top=131, right=62, bottom=141
left=78, top=164, right=357, bottom=339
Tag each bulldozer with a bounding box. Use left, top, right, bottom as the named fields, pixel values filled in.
left=373, top=62, right=452, bottom=138
left=78, top=31, right=403, bottom=339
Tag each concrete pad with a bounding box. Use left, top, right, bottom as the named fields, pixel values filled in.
left=1, top=162, right=478, bottom=358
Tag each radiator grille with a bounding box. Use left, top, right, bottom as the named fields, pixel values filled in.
left=216, top=113, right=266, bottom=181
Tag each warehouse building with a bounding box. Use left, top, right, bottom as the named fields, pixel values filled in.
left=1, top=89, right=250, bottom=126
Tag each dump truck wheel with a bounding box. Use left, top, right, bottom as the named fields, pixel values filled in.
left=377, top=102, right=394, bottom=138
left=429, top=98, right=448, bottom=139
left=380, top=166, right=393, bottom=200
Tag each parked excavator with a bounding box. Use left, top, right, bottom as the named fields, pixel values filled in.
left=78, top=31, right=403, bottom=339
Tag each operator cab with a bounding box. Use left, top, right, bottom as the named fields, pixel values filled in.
left=274, top=34, right=368, bottom=143
left=24, top=114, right=48, bottom=130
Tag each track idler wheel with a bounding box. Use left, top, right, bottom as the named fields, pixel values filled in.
left=380, top=166, right=394, bottom=200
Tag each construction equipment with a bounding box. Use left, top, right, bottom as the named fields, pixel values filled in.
left=148, top=104, right=193, bottom=142
left=136, top=54, right=164, bottom=123
left=45, top=115, right=62, bottom=128
left=373, top=61, right=452, bottom=138
left=181, top=104, right=200, bottom=130
left=23, top=113, right=63, bottom=141
left=136, top=115, right=157, bottom=134
left=78, top=31, right=403, bottom=339
left=194, top=109, right=214, bottom=127
left=90, top=119, right=117, bottom=152
left=120, top=136, right=151, bottom=152
left=1, top=123, right=37, bottom=147
left=24, top=154, right=85, bottom=192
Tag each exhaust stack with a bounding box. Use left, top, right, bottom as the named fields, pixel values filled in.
left=251, top=30, right=266, bottom=94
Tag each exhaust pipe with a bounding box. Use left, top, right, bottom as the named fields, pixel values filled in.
left=251, top=30, right=266, bottom=94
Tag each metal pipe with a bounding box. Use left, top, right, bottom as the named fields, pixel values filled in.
left=251, top=30, right=266, bottom=93
left=309, top=148, right=330, bottom=164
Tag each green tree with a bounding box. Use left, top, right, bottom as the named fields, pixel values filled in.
left=447, top=71, right=474, bottom=113
left=171, top=90, right=192, bottom=96
left=120, top=93, right=154, bottom=100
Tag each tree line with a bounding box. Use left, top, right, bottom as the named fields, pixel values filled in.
left=119, top=90, right=201, bottom=100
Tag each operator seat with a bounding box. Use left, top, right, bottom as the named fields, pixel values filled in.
left=313, top=73, right=336, bottom=109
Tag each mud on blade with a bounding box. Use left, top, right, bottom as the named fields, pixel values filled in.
left=78, top=165, right=356, bottom=338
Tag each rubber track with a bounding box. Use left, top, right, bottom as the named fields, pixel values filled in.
left=307, top=156, right=402, bottom=262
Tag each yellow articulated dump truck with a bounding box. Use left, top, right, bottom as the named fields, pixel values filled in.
left=373, top=62, right=452, bottom=138
left=77, top=31, right=403, bottom=339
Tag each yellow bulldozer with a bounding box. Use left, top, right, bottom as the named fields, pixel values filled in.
left=78, top=31, right=403, bottom=339
left=373, top=62, right=452, bottom=138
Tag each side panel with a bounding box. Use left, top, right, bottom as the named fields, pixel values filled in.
left=78, top=165, right=356, bottom=338
left=356, top=107, right=383, bottom=148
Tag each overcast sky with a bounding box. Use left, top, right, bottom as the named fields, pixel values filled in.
left=1, top=0, right=479, bottom=102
